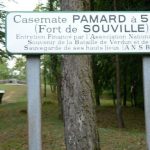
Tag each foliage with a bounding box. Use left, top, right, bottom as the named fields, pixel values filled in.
left=0, top=0, right=19, bottom=60
left=92, top=0, right=145, bottom=11
left=47, top=0, right=60, bottom=10
left=34, top=0, right=60, bottom=11
left=0, top=9, right=7, bottom=60
left=0, top=58, right=10, bottom=79
left=39, top=0, right=61, bottom=91
left=34, top=3, right=48, bottom=11
left=91, top=0, right=113, bottom=10
left=41, top=55, right=61, bottom=86
left=91, top=1, right=145, bottom=108
left=12, top=57, right=26, bottom=80
left=116, top=0, right=145, bottom=10
left=92, top=55, right=116, bottom=105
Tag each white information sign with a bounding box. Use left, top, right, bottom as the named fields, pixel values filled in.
left=6, top=12, right=150, bottom=54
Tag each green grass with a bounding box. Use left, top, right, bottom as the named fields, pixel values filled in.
left=0, top=84, right=27, bottom=103
left=0, top=84, right=147, bottom=150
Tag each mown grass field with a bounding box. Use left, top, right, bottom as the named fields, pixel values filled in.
left=0, top=84, right=146, bottom=150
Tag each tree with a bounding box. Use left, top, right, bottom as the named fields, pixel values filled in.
left=0, top=5, right=7, bottom=60
left=0, top=1, right=17, bottom=59
left=92, top=55, right=116, bottom=106
left=0, top=58, right=10, bottom=79
left=115, top=55, right=125, bottom=128
left=47, top=0, right=60, bottom=10
left=41, top=55, right=49, bottom=97
left=61, top=1, right=100, bottom=150
left=113, top=0, right=125, bottom=128
left=48, top=55, right=62, bottom=118
left=92, top=55, right=101, bottom=106
left=12, top=57, right=26, bottom=80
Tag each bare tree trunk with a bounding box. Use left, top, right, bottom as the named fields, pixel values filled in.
left=43, top=63, right=47, bottom=97
left=113, top=0, right=117, bottom=10
left=57, top=75, right=63, bottom=120
left=116, top=55, right=125, bottom=128
left=113, top=0, right=125, bottom=128
left=123, top=65, right=127, bottom=106
left=111, top=79, right=116, bottom=106
left=61, top=56, right=100, bottom=150
left=61, top=1, right=100, bottom=149
left=92, top=56, right=101, bottom=106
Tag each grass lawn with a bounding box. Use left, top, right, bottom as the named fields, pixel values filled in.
left=0, top=84, right=146, bottom=150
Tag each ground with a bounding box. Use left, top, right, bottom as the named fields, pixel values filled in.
left=0, top=84, right=146, bottom=150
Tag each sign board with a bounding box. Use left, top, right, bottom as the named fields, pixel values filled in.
left=6, top=12, right=150, bottom=54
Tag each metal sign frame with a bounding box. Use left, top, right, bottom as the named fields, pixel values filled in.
left=6, top=11, right=150, bottom=54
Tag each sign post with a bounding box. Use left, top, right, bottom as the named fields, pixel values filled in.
left=6, top=12, right=150, bottom=150
left=143, top=57, right=150, bottom=149
left=27, top=56, right=42, bottom=150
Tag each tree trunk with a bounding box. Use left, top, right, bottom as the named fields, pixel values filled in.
left=61, top=1, right=100, bottom=149
left=123, top=65, right=127, bottom=106
left=43, top=63, right=47, bottom=97
left=61, top=55, right=100, bottom=150
left=130, top=72, right=134, bottom=107
left=113, top=0, right=124, bottom=128
left=95, top=90, right=100, bottom=106
left=113, top=0, right=117, bottom=10
left=111, top=79, right=116, bottom=106
left=116, top=55, right=125, bottom=128
left=92, top=56, right=100, bottom=106
left=123, top=82, right=127, bottom=106
left=57, top=75, right=63, bottom=120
